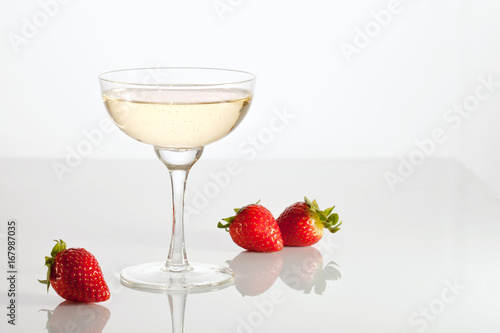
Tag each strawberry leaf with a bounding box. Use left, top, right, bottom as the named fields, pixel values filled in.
left=40, top=240, right=67, bottom=293
left=303, top=198, right=342, bottom=234
left=217, top=221, right=231, bottom=231
left=312, top=199, right=319, bottom=210
left=304, top=197, right=314, bottom=208
left=317, top=212, right=326, bottom=222
left=327, top=213, right=339, bottom=224
left=323, top=206, right=334, bottom=216
left=328, top=227, right=341, bottom=233
left=222, top=216, right=235, bottom=224
left=50, top=239, right=66, bottom=257
left=218, top=201, right=260, bottom=232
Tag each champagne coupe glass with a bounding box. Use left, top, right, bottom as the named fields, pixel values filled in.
left=98, top=67, right=255, bottom=291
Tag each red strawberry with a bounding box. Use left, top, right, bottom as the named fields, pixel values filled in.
left=277, top=197, right=342, bottom=246
left=39, top=240, right=110, bottom=303
left=218, top=203, right=283, bottom=252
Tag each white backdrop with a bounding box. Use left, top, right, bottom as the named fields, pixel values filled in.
left=1, top=0, right=499, bottom=191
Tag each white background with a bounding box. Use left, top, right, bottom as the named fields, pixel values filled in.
left=1, top=0, right=499, bottom=192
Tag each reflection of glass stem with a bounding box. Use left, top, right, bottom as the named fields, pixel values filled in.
left=168, top=292, right=187, bottom=333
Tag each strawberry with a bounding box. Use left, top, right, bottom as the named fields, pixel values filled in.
left=39, top=240, right=110, bottom=303
left=277, top=197, right=342, bottom=247
left=218, top=203, right=283, bottom=252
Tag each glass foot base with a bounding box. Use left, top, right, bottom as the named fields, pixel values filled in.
left=120, top=262, right=234, bottom=293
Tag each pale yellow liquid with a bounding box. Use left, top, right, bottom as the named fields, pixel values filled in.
left=103, top=88, right=252, bottom=148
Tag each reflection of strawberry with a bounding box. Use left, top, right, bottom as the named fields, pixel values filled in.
left=279, top=247, right=341, bottom=295
left=218, top=203, right=283, bottom=252
left=277, top=197, right=342, bottom=247
left=41, top=300, right=110, bottom=333
left=39, top=240, right=110, bottom=303
left=228, top=251, right=283, bottom=296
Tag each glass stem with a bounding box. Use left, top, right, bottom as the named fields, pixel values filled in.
left=155, top=147, right=204, bottom=272
left=168, top=293, right=187, bottom=333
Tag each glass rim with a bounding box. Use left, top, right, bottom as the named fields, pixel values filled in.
left=98, top=67, right=256, bottom=87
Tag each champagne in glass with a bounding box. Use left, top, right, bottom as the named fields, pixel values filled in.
left=99, top=68, right=256, bottom=291
left=103, top=88, right=251, bottom=148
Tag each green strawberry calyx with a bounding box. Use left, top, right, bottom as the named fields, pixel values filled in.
left=217, top=200, right=261, bottom=231
left=38, top=239, right=66, bottom=292
left=304, top=197, right=342, bottom=233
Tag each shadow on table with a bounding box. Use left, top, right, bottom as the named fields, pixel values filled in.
left=228, top=246, right=341, bottom=296
left=39, top=301, right=110, bottom=333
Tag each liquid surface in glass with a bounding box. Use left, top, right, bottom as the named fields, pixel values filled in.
left=103, top=88, right=252, bottom=148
